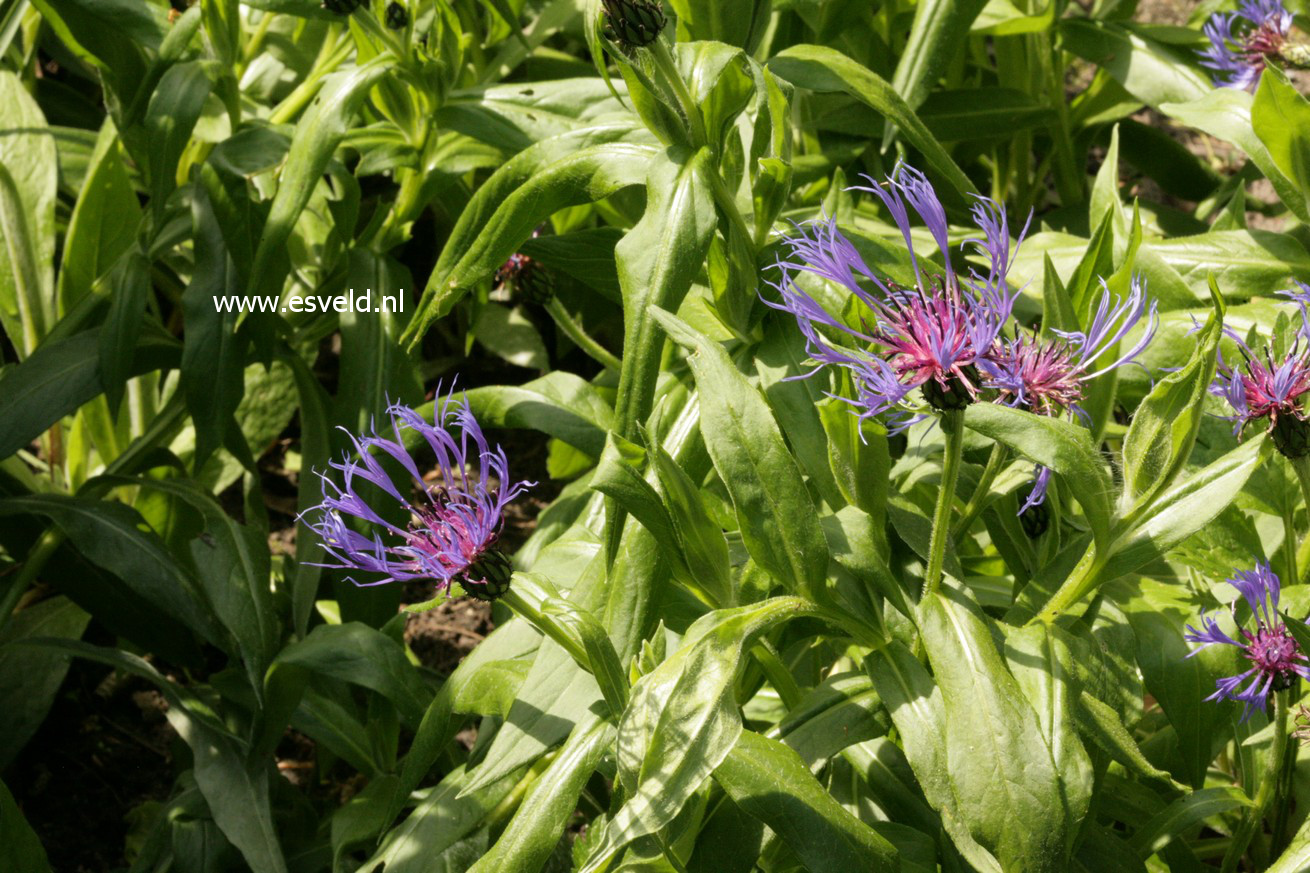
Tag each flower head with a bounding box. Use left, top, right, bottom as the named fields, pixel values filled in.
left=301, top=393, right=532, bottom=599
left=766, top=163, right=1026, bottom=432
left=980, top=277, right=1158, bottom=419
left=494, top=229, right=553, bottom=305
left=1200, top=0, right=1294, bottom=90
left=1211, top=285, right=1310, bottom=457
left=1185, top=562, right=1310, bottom=720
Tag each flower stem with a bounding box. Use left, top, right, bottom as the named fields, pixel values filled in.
left=648, top=38, right=707, bottom=149
left=923, top=409, right=965, bottom=598
left=1284, top=506, right=1300, bottom=591
left=545, top=298, right=622, bottom=372
left=951, top=443, right=1008, bottom=541
left=0, top=529, right=63, bottom=638
left=1222, top=690, right=1289, bottom=873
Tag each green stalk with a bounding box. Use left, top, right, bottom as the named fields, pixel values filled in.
left=1222, top=690, right=1289, bottom=873
left=952, top=443, right=1008, bottom=541
left=499, top=587, right=590, bottom=669
left=648, top=38, right=707, bottom=148
left=545, top=297, right=622, bottom=372
left=1284, top=506, right=1300, bottom=591
left=923, top=409, right=965, bottom=598
left=0, top=528, right=63, bottom=638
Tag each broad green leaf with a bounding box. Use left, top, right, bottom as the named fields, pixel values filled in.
left=437, top=78, right=629, bottom=153
left=250, top=57, right=392, bottom=298
left=468, top=716, right=613, bottom=873
left=773, top=671, right=890, bottom=765
left=1075, top=691, right=1173, bottom=785
left=407, top=131, right=654, bottom=340
left=1126, top=787, right=1251, bottom=858
left=611, top=147, right=717, bottom=441
left=1060, top=20, right=1209, bottom=109
left=649, top=440, right=733, bottom=608
left=277, top=623, right=432, bottom=728
left=917, top=87, right=1056, bottom=141
left=1269, top=813, right=1310, bottom=873
left=1120, top=280, right=1223, bottom=510
left=0, top=596, right=89, bottom=771
left=666, top=0, right=766, bottom=48
left=56, top=118, right=139, bottom=315
left=891, top=0, right=989, bottom=111
left=964, top=403, right=1115, bottom=547
left=0, top=71, right=55, bottom=358
left=0, top=495, right=221, bottom=645
left=653, top=308, right=828, bottom=598
left=713, top=730, right=899, bottom=872
left=920, top=591, right=1069, bottom=871
left=1114, top=576, right=1243, bottom=787
left=767, top=45, right=976, bottom=198
left=415, top=372, right=613, bottom=459
left=1252, top=66, right=1310, bottom=221
left=583, top=597, right=814, bottom=870
left=143, top=61, right=214, bottom=220
left=867, top=641, right=1003, bottom=872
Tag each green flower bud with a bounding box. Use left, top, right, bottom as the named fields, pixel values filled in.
left=385, top=1, right=408, bottom=29
left=1272, top=415, right=1310, bottom=459
left=463, top=548, right=513, bottom=602
left=601, top=0, right=666, bottom=50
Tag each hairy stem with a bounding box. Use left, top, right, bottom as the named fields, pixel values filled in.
left=923, top=409, right=965, bottom=598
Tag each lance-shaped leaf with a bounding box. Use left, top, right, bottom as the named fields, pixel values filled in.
left=919, top=591, right=1070, bottom=871
left=611, top=147, right=718, bottom=441
left=405, top=128, right=654, bottom=342
left=713, top=730, right=899, bottom=872
left=1120, top=278, right=1224, bottom=511
left=581, top=597, right=816, bottom=871
left=964, top=403, right=1115, bottom=547
left=653, top=308, right=828, bottom=598
left=766, top=45, right=976, bottom=198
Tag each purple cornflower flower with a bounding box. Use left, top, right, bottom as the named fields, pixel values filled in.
left=980, top=277, right=1158, bottom=419
left=1185, top=562, right=1309, bottom=720
left=766, top=163, right=1026, bottom=432
left=1211, top=285, right=1310, bottom=457
left=1200, top=0, right=1294, bottom=90
left=301, top=392, right=532, bottom=599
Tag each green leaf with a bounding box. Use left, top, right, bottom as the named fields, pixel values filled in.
left=767, top=45, right=976, bottom=198
left=649, top=439, right=733, bottom=608
left=1269, top=813, right=1310, bottom=873
left=1061, top=20, right=1210, bottom=109
left=963, top=403, right=1115, bottom=547
left=277, top=623, right=432, bottom=729
left=56, top=118, right=140, bottom=315
left=891, top=0, right=989, bottom=111
left=0, top=596, right=89, bottom=771
left=143, top=61, right=214, bottom=220
left=611, top=147, right=718, bottom=441
left=1075, top=690, right=1174, bottom=786
left=0, top=325, right=180, bottom=460
left=0, top=777, right=50, bottom=873
left=250, top=57, right=392, bottom=298
left=0, top=70, right=56, bottom=358
left=1161, top=88, right=1310, bottom=223
left=1252, top=66, right=1310, bottom=221
left=406, top=129, right=653, bottom=341
left=1126, top=787, right=1251, bottom=857
left=0, top=495, right=222, bottom=645
left=666, top=0, right=767, bottom=49
left=917, top=87, right=1056, bottom=141
left=653, top=308, right=828, bottom=598
left=468, top=716, right=613, bottom=873
left=773, top=671, right=890, bottom=765
left=97, top=250, right=150, bottom=413
left=471, top=302, right=549, bottom=370
left=713, top=730, right=899, bottom=872
left=419, top=372, right=613, bottom=459
left=1120, top=279, right=1224, bottom=510
left=282, top=350, right=330, bottom=639
left=919, top=591, right=1071, bottom=871
left=582, top=597, right=815, bottom=870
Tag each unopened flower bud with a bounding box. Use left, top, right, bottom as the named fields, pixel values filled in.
left=386, top=1, right=408, bottom=29
left=601, top=0, right=665, bottom=50
left=921, top=367, right=979, bottom=412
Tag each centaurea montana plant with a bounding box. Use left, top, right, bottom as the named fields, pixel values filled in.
left=1212, top=285, right=1310, bottom=459
left=301, top=392, right=532, bottom=601
left=1185, top=561, right=1309, bottom=720
left=1199, top=0, right=1299, bottom=90
left=766, top=162, right=1024, bottom=433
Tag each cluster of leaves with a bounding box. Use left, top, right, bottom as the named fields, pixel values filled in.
left=5, top=0, right=1310, bottom=871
